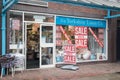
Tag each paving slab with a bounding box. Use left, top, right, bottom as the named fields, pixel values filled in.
left=1, top=62, right=120, bottom=80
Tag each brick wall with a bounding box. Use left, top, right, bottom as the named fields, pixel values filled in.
left=11, top=2, right=107, bottom=19
left=48, top=2, right=107, bottom=16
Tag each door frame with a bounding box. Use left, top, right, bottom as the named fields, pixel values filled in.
left=39, top=23, right=56, bottom=68
left=24, top=21, right=56, bottom=69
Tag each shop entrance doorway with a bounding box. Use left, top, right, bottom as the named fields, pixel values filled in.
left=25, top=22, right=55, bottom=69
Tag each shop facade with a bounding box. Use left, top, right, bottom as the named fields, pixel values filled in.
left=2, top=0, right=117, bottom=70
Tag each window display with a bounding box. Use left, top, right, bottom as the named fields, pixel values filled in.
left=56, top=25, right=106, bottom=63
left=9, top=12, right=23, bottom=53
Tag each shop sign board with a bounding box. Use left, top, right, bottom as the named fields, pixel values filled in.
left=56, top=16, right=106, bottom=28
left=64, top=45, right=76, bottom=64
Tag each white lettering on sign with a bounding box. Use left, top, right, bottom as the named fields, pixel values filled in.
left=64, top=45, right=75, bottom=53
left=64, top=55, right=76, bottom=63
left=75, top=35, right=88, bottom=39
left=75, top=27, right=87, bottom=34
left=75, top=39, right=87, bottom=48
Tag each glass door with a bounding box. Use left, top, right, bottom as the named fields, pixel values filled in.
left=25, top=22, right=40, bottom=69
left=40, top=23, right=55, bottom=68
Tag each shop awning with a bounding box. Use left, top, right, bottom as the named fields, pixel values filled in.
left=42, top=0, right=120, bottom=18
left=42, top=0, right=120, bottom=11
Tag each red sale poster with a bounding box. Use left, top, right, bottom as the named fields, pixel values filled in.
left=64, top=45, right=76, bottom=64
left=75, top=27, right=88, bottom=48
left=12, top=19, right=20, bottom=30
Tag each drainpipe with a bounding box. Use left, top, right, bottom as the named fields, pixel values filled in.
left=107, top=9, right=111, bottom=18
left=1, top=13, right=6, bottom=76
left=1, top=13, right=6, bottom=56
left=1, top=0, right=7, bottom=76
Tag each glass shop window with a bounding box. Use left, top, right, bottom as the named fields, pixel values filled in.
left=56, top=25, right=106, bottom=63
left=9, top=11, right=23, bottom=53
left=24, top=13, right=54, bottom=23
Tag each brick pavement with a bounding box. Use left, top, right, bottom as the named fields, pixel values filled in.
left=1, top=62, right=120, bottom=80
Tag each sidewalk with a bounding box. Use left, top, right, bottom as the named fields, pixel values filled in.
left=76, top=73, right=120, bottom=80
left=1, top=62, right=120, bottom=80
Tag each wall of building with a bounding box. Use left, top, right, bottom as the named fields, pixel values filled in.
left=116, top=20, right=120, bottom=61
left=107, top=11, right=120, bottom=62
left=116, top=12, right=120, bottom=61
left=108, top=11, right=118, bottom=62
left=108, top=18, right=117, bottom=62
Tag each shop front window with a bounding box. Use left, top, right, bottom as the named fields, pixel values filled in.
left=56, top=25, right=106, bottom=63
left=9, top=12, right=23, bottom=53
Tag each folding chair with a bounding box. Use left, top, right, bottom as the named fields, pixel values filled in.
left=0, top=55, right=15, bottom=78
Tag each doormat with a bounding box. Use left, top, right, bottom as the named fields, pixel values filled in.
left=61, top=65, right=79, bottom=71
left=115, top=72, right=120, bottom=74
